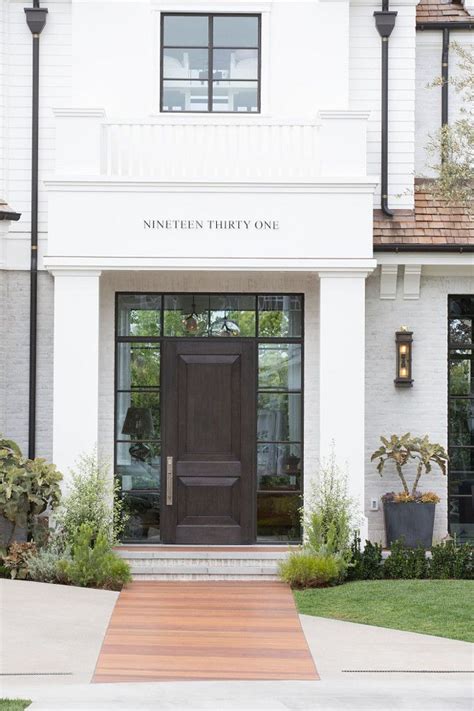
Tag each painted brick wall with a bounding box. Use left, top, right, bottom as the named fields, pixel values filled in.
left=0, top=270, right=54, bottom=459
left=365, top=270, right=474, bottom=544
left=350, top=1, right=417, bottom=210
left=416, top=30, right=474, bottom=177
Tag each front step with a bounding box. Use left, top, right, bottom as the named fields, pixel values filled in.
left=115, top=546, right=292, bottom=580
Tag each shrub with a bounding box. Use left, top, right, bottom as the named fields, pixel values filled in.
left=347, top=533, right=383, bottom=581
left=55, top=452, right=127, bottom=546
left=0, top=437, right=62, bottom=545
left=27, top=544, right=71, bottom=585
left=3, top=542, right=37, bottom=580
left=430, top=539, right=473, bottom=580
left=59, top=523, right=131, bottom=590
left=279, top=550, right=343, bottom=589
left=383, top=540, right=428, bottom=579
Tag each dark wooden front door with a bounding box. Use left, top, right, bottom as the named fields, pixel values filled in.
left=161, top=340, right=256, bottom=544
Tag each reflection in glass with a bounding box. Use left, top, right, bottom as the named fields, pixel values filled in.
left=213, top=49, right=258, bottom=79
left=210, top=295, right=255, bottom=337
left=163, top=15, right=208, bottom=47
left=448, top=495, right=474, bottom=543
left=213, top=16, right=259, bottom=47
left=449, top=319, right=473, bottom=346
left=449, top=296, right=474, bottom=317
left=117, top=392, right=160, bottom=441
left=117, top=442, right=161, bottom=490
left=163, top=48, right=209, bottom=79
left=212, top=83, right=258, bottom=112
left=449, top=447, right=474, bottom=473
left=258, top=393, right=301, bottom=443
left=449, top=399, right=474, bottom=446
left=258, top=444, right=301, bottom=491
left=122, top=491, right=161, bottom=543
left=117, top=295, right=161, bottom=337
left=162, top=80, right=209, bottom=112
left=449, top=359, right=472, bottom=396
left=257, top=493, right=302, bottom=541
left=117, top=344, right=160, bottom=389
left=258, top=295, right=302, bottom=337
left=259, top=344, right=301, bottom=391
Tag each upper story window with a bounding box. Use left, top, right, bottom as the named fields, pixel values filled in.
left=161, top=14, right=261, bottom=113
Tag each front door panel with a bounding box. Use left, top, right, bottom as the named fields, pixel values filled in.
left=162, top=341, right=256, bottom=544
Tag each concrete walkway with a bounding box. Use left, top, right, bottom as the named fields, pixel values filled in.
left=0, top=579, right=472, bottom=710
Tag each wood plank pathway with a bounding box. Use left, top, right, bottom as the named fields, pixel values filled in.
left=93, top=581, right=319, bottom=683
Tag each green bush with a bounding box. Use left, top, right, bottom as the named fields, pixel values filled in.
left=279, top=550, right=343, bottom=589
left=27, top=544, right=71, bottom=585
left=0, top=436, right=62, bottom=545
left=430, top=539, right=473, bottom=579
left=59, top=523, right=131, bottom=590
left=55, top=453, right=127, bottom=546
left=347, top=533, right=383, bottom=581
left=383, top=540, right=428, bottom=579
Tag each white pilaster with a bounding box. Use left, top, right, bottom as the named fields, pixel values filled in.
left=318, top=270, right=370, bottom=540
left=52, top=270, right=102, bottom=483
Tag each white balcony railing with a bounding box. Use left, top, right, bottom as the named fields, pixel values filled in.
left=53, top=109, right=370, bottom=181
left=100, top=119, right=321, bottom=181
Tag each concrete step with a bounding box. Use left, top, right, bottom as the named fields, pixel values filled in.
left=115, top=547, right=291, bottom=581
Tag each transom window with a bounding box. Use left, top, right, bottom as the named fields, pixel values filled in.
left=160, top=14, right=261, bottom=113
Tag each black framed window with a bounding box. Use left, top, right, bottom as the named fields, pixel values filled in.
left=161, top=14, right=261, bottom=113
left=448, top=295, right=474, bottom=543
left=115, top=293, right=303, bottom=543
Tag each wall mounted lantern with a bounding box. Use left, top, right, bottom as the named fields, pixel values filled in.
left=394, top=327, right=413, bottom=387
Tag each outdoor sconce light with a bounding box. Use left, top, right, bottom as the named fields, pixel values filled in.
left=394, top=327, right=413, bottom=387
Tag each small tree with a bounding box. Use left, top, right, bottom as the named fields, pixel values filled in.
left=371, top=434, right=448, bottom=498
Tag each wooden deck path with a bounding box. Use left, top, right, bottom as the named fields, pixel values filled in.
left=93, top=581, right=319, bottom=683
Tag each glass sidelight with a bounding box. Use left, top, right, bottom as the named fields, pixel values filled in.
left=116, top=293, right=304, bottom=543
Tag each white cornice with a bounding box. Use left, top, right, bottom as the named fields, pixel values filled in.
left=44, top=177, right=379, bottom=194
left=53, top=108, right=107, bottom=119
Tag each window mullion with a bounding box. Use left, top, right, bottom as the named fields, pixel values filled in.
left=208, top=15, right=213, bottom=112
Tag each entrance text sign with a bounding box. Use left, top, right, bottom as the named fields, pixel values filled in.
left=143, top=219, right=280, bottom=231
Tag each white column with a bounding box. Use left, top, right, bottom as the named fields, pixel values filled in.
left=52, top=270, right=101, bottom=483
left=318, top=271, right=369, bottom=540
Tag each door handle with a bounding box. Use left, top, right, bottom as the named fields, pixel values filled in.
left=166, top=456, right=173, bottom=506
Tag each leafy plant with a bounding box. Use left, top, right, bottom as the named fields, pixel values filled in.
left=430, top=539, right=473, bottom=580
left=382, top=490, right=441, bottom=504
left=383, top=540, right=428, bottom=579
left=347, top=533, right=383, bottom=581
left=0, top=437, right=62, bottom=544
left=3, top=542, right=37, bottom=580
left=26, top=542, right=71, bottom=585
left=279, top=550, right=342, bottom=589
left=55, top=452, right=128, bottom=546
left=59, top=523, right=131, bottom=590
left=371, top=434, right=448, bottom=498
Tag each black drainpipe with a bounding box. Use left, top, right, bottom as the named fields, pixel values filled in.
left=24, top=1, right=48, bottom=460
left=374, top=1, right=397, bottom=217
left=441, top=28, right=450, bottom=127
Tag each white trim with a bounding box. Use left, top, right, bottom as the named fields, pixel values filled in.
left=403, top=264, right=422, bottom=300
left=380, top=264, right=398, bottom=299
left=319, top=110, right=371, bottom=121
left=376, top=252, right=474, bottom=267
left=53, top=108, right=107, bottom=119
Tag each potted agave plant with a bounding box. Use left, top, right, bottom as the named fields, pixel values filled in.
left=371, top=434, right=448, bottom=548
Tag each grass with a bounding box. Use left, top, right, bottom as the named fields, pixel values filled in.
left=295, top=579, right=474, bottom=642
left=0, top=702, right=31, bottom=711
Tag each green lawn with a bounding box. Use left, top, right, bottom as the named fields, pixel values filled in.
left=295, top=579, right=474, bottom=642
left=0, top=702, right=31, bottom=711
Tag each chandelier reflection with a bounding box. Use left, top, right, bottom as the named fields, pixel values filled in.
left=183, top=297, right=199, bottom=333
left=210, top=313, right=241, bottom=337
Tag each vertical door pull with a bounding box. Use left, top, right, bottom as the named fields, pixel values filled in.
left=166, top=456, right=173, bottom=506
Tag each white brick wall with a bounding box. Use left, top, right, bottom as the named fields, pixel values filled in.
left=365, top=270, right=474, bottom=544
left=416, top=30, right=474, bottom=177
left=350, top=1, right=417, bottom=210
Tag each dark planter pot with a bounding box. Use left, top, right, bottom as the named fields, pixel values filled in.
left=384, top=502, right=436, bottom=549
left=0, top=516, right=27, bottom=546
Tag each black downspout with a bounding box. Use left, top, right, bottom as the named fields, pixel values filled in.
left=25, top=2, right=48, bottom=460
left=441, top=28, right=450, bottom=127
left=374, top=1, right=397, bottom=217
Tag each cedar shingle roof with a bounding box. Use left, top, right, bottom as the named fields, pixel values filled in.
left=373, top=182, right=473, bottom=246
left=417, top=0, right=471, bottom=24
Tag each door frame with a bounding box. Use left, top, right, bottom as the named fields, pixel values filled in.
left=114, top=291, right=305, bottom=545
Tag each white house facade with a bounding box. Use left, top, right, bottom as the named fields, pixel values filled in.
left=0, top=0, right=472, bottom=545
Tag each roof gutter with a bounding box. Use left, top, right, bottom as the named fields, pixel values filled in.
left=374, top=243, right=474, bottom=253
left=417, top=21, right=474, bottom=30
left=374, top=1, right=397, bottom=217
